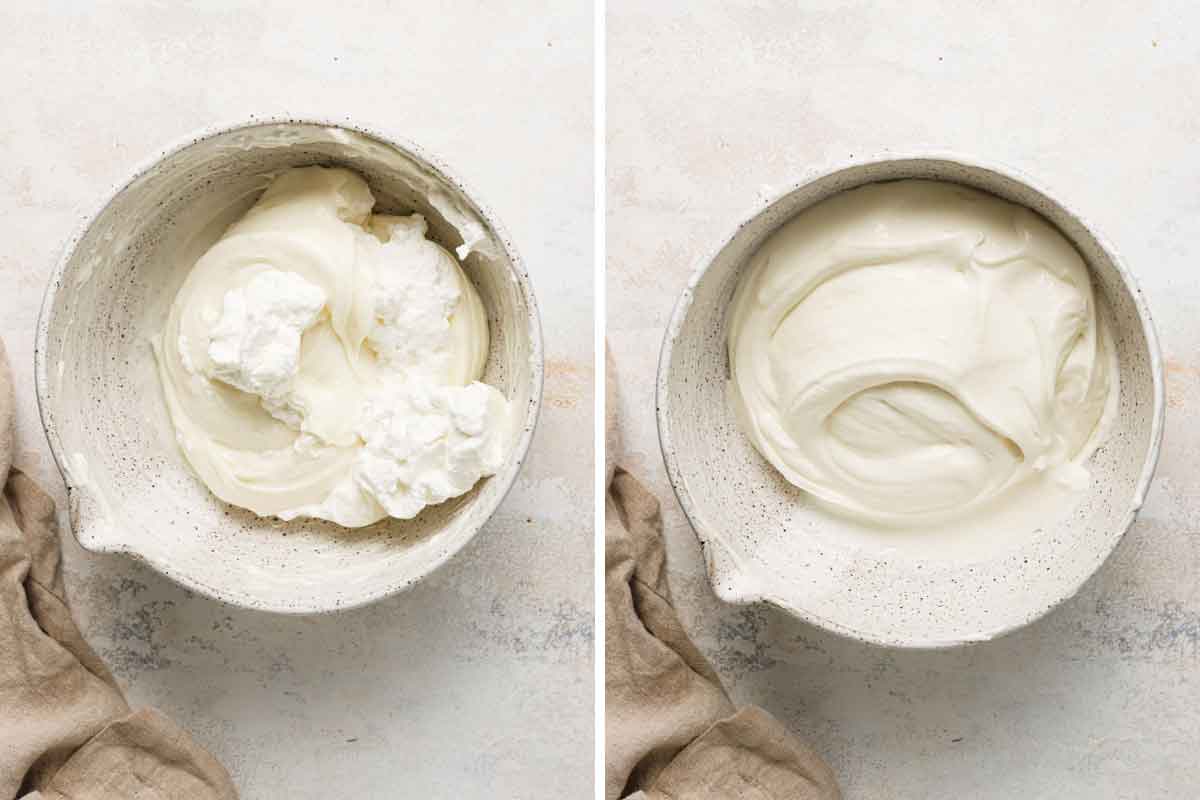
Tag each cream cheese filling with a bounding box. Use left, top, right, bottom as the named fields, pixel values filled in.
left=154, top=166, right=510, bottom=528
left=728, top=179, right=1113, bottom=527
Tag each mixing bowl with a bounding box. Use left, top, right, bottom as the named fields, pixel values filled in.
left=36, top=117, right=542, bottom=613
left=658, top=154, right=1163, bottom=648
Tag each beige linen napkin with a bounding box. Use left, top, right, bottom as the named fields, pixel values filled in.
left=605, top=353, right=840, bottom=800
left=0, top=341, right=237, bottom=800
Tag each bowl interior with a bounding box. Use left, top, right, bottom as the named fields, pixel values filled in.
left=660, top=158, right=1161, bottom=647
left=38, top=121, right=540, bottom=613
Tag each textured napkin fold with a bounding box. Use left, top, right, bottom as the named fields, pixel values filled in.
left=605, top=351, right=840, bottom=800
left=0, top=340, right=237, bottom=800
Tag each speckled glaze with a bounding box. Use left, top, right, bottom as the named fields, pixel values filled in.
left=35, top=118, right=543, bottom=614
left=658, top=155, right=1164, bottom=648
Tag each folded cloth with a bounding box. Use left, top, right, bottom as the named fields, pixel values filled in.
left=605, top=353, right=840, bottom=800
left=0, top=340, right=237, bottom=800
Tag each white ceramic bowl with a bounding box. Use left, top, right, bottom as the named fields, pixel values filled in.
left=36, top=118, right=542, bottom=613
left=658, top=155, right=1163, bottom=648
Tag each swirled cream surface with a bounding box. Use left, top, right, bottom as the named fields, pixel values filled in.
left=154, top=166, right=510, bottom=528
left=728, top=180, right=1113, bottom=529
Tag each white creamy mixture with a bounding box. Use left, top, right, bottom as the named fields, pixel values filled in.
left=728, top=180, right=1113, bottom=528
left=154, top=166, right=510, bottom=527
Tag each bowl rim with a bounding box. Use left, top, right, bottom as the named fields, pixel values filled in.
left=656, top=151, right=1165, bottom=648
left=34, top=114, right=544, bottom=614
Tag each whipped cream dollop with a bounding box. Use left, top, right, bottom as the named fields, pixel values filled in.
left=154, top=166, right=510, bottom=527
left=728, top=180, right=1114, bottom=527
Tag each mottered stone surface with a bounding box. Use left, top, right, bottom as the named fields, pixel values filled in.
left=0, top=2, right=593, bottom=797
left=609, top=2, right=1200, bottom=797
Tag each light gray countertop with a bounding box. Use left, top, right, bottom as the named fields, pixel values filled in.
left=1, top=2, right=593, bottom=797
left=609, top=2, right=1199, bottom=797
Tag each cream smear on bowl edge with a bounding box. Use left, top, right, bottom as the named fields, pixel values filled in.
left=153, top=165, right=511, bottom=528
left=727, top=179, right=1118, bottom=555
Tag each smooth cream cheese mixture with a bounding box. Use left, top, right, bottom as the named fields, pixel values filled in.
left=728, top=180, right=1114, bottom=527
left=154, top=166, right=510, bottom=527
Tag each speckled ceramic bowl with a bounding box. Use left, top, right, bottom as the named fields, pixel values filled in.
left=36, top=118, right=542, bottom=614
left=658, top=155, right=1163, bottom=648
